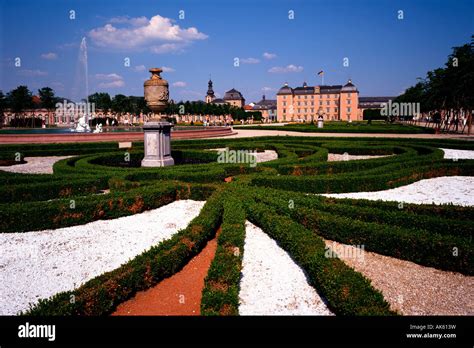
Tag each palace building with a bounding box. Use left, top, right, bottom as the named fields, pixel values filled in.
left=276, top=79, right=360, bottom=122
left=205, top=79, right=245, bottom=108
left=250, top=95, right=277, bottom=122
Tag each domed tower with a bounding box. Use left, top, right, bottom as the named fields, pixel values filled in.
left=340, top=79, right=359, bottom=121
left=276, top=82, right=294, bottom=122
left=205, top=79, right=215, bottom=104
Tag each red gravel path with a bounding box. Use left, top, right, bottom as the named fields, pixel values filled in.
left=112, top=236, right=218, bottom=316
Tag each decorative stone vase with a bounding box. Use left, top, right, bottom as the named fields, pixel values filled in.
left=144, top=68, right=169, bottom=117
left=141, top=68, right=174, bottom=167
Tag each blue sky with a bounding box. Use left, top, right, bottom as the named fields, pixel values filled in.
left=0, top=0, right=473, bottom=103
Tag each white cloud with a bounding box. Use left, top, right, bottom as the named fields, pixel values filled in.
left=109, top=16, right=149, bottom=27
left=18, top=69, right=48, bottom=77
left=88, top=14, right=208, bottom=54
left=263, top=52, right=277, bottom=60
left=95, top=73, right=123, bottom=80
left=133, top=65, right=146, bottom=72
left=99, top=80, right=125, bottom=88
left=172, top=81, right=187, bottom=87
left=150, top=43, right=184, bottom=54
left=241, top=57, right=260, bottom=64
left=262, top=86, right=276, bottom=92
left=162, top=66, right=175, bottom=72
left=41, top=52, right=58, bottom=60
left=95, top=73, right=124, bottom=88
left=268, top=64, right=303, bottom=73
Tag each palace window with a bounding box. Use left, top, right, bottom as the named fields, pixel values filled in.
left=326, top=101, right=330, bottom=105
left=347, top=107, right=351, bottom=112
left=326, top=107, right=330, bottom=112
left=347, top=99, right=351, bottom=104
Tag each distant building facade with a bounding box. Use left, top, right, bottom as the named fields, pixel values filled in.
left=250, top=95, right=277, bottom=121
left=205, top=79, right=245, bottom=108
left=276, top=79, right=359, bottom=122
left=358, top=96, right=396, bottom=117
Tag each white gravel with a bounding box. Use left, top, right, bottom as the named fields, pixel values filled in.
left=0, top=200, right=205, bottom=315
left=238, top=221, right=333, bottom=315
left=322, top=176, right=474, bottom=206
left=327, top=153, right=392, bottom=162
left=441, top=148, right=474, bottom=160
left=208, top=148, right=278, bottom=163
left=0, top=156, right=73, bottom=174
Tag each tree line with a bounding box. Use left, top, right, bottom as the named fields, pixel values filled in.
left=394, top=35, right=473, bottom=132
left=0, top=87, right=260, bottom=127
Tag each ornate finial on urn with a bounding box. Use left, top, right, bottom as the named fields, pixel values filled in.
left=144, top=67, right=169, bottom=117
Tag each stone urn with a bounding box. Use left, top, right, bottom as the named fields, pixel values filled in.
left=144, top=68, right=169, bottom=117
left=141, top=68, right=174, bottom=167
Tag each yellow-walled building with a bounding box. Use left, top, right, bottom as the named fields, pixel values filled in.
left=276, top=79, right=360, bottom=122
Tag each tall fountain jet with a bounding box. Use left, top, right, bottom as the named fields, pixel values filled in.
left=71, top=37, right=91, bottom=132
left=80, top=37, right=89, bottom=105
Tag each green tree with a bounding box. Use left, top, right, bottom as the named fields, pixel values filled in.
left=88, top=92, right=111, bottom=111
left=38, top=87, right=58, bottom=125
left=0, top=90, right=6, bottom=127
left=396, top=35, right=473, bottom=133
left=111, top=94, right=129, bottom=114
left=6, top=86, right=33, bottom=119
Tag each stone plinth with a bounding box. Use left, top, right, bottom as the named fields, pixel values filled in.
left=141, top=121, right=174, bottom=167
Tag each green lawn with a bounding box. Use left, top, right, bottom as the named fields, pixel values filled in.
left=234, top=121, right=434, bottom=134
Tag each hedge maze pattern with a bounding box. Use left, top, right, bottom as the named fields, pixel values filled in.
left=0, top=136, right=472, bottom=315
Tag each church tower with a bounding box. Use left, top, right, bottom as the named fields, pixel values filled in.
left=205, top=79, right=215, bottom=103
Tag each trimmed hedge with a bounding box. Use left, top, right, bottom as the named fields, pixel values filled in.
left=249, top=188, right=473, bottom=275
left=0, top=182, right=215, bottom=233
left=0, top=136, right=472, bottom=315
left=251, top=162, right=474, bottom=194
left=243, top=199, right=395, bottom=315
left=23, top=192, right=223, bottom=315
left=201, top=194, right=246, bottom=315
left=0, top=176, right=110, bottom=203
left=253, top=187, right=473, bottom=239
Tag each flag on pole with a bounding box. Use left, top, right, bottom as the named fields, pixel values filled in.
left=318, top=71, right=324, bottom=85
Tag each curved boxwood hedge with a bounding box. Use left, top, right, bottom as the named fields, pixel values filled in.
left=0, top=135, right=472, bottom=315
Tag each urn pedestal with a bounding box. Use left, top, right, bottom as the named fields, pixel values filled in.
left=141, top=121, right=174, bottom=167
left=141, top=68, right=174, bottom=167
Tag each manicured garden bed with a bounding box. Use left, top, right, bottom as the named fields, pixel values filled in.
left=1, top=136, right=472, bottom=315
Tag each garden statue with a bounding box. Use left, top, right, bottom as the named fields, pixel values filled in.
left=71, top=115, right=91, bottom=133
